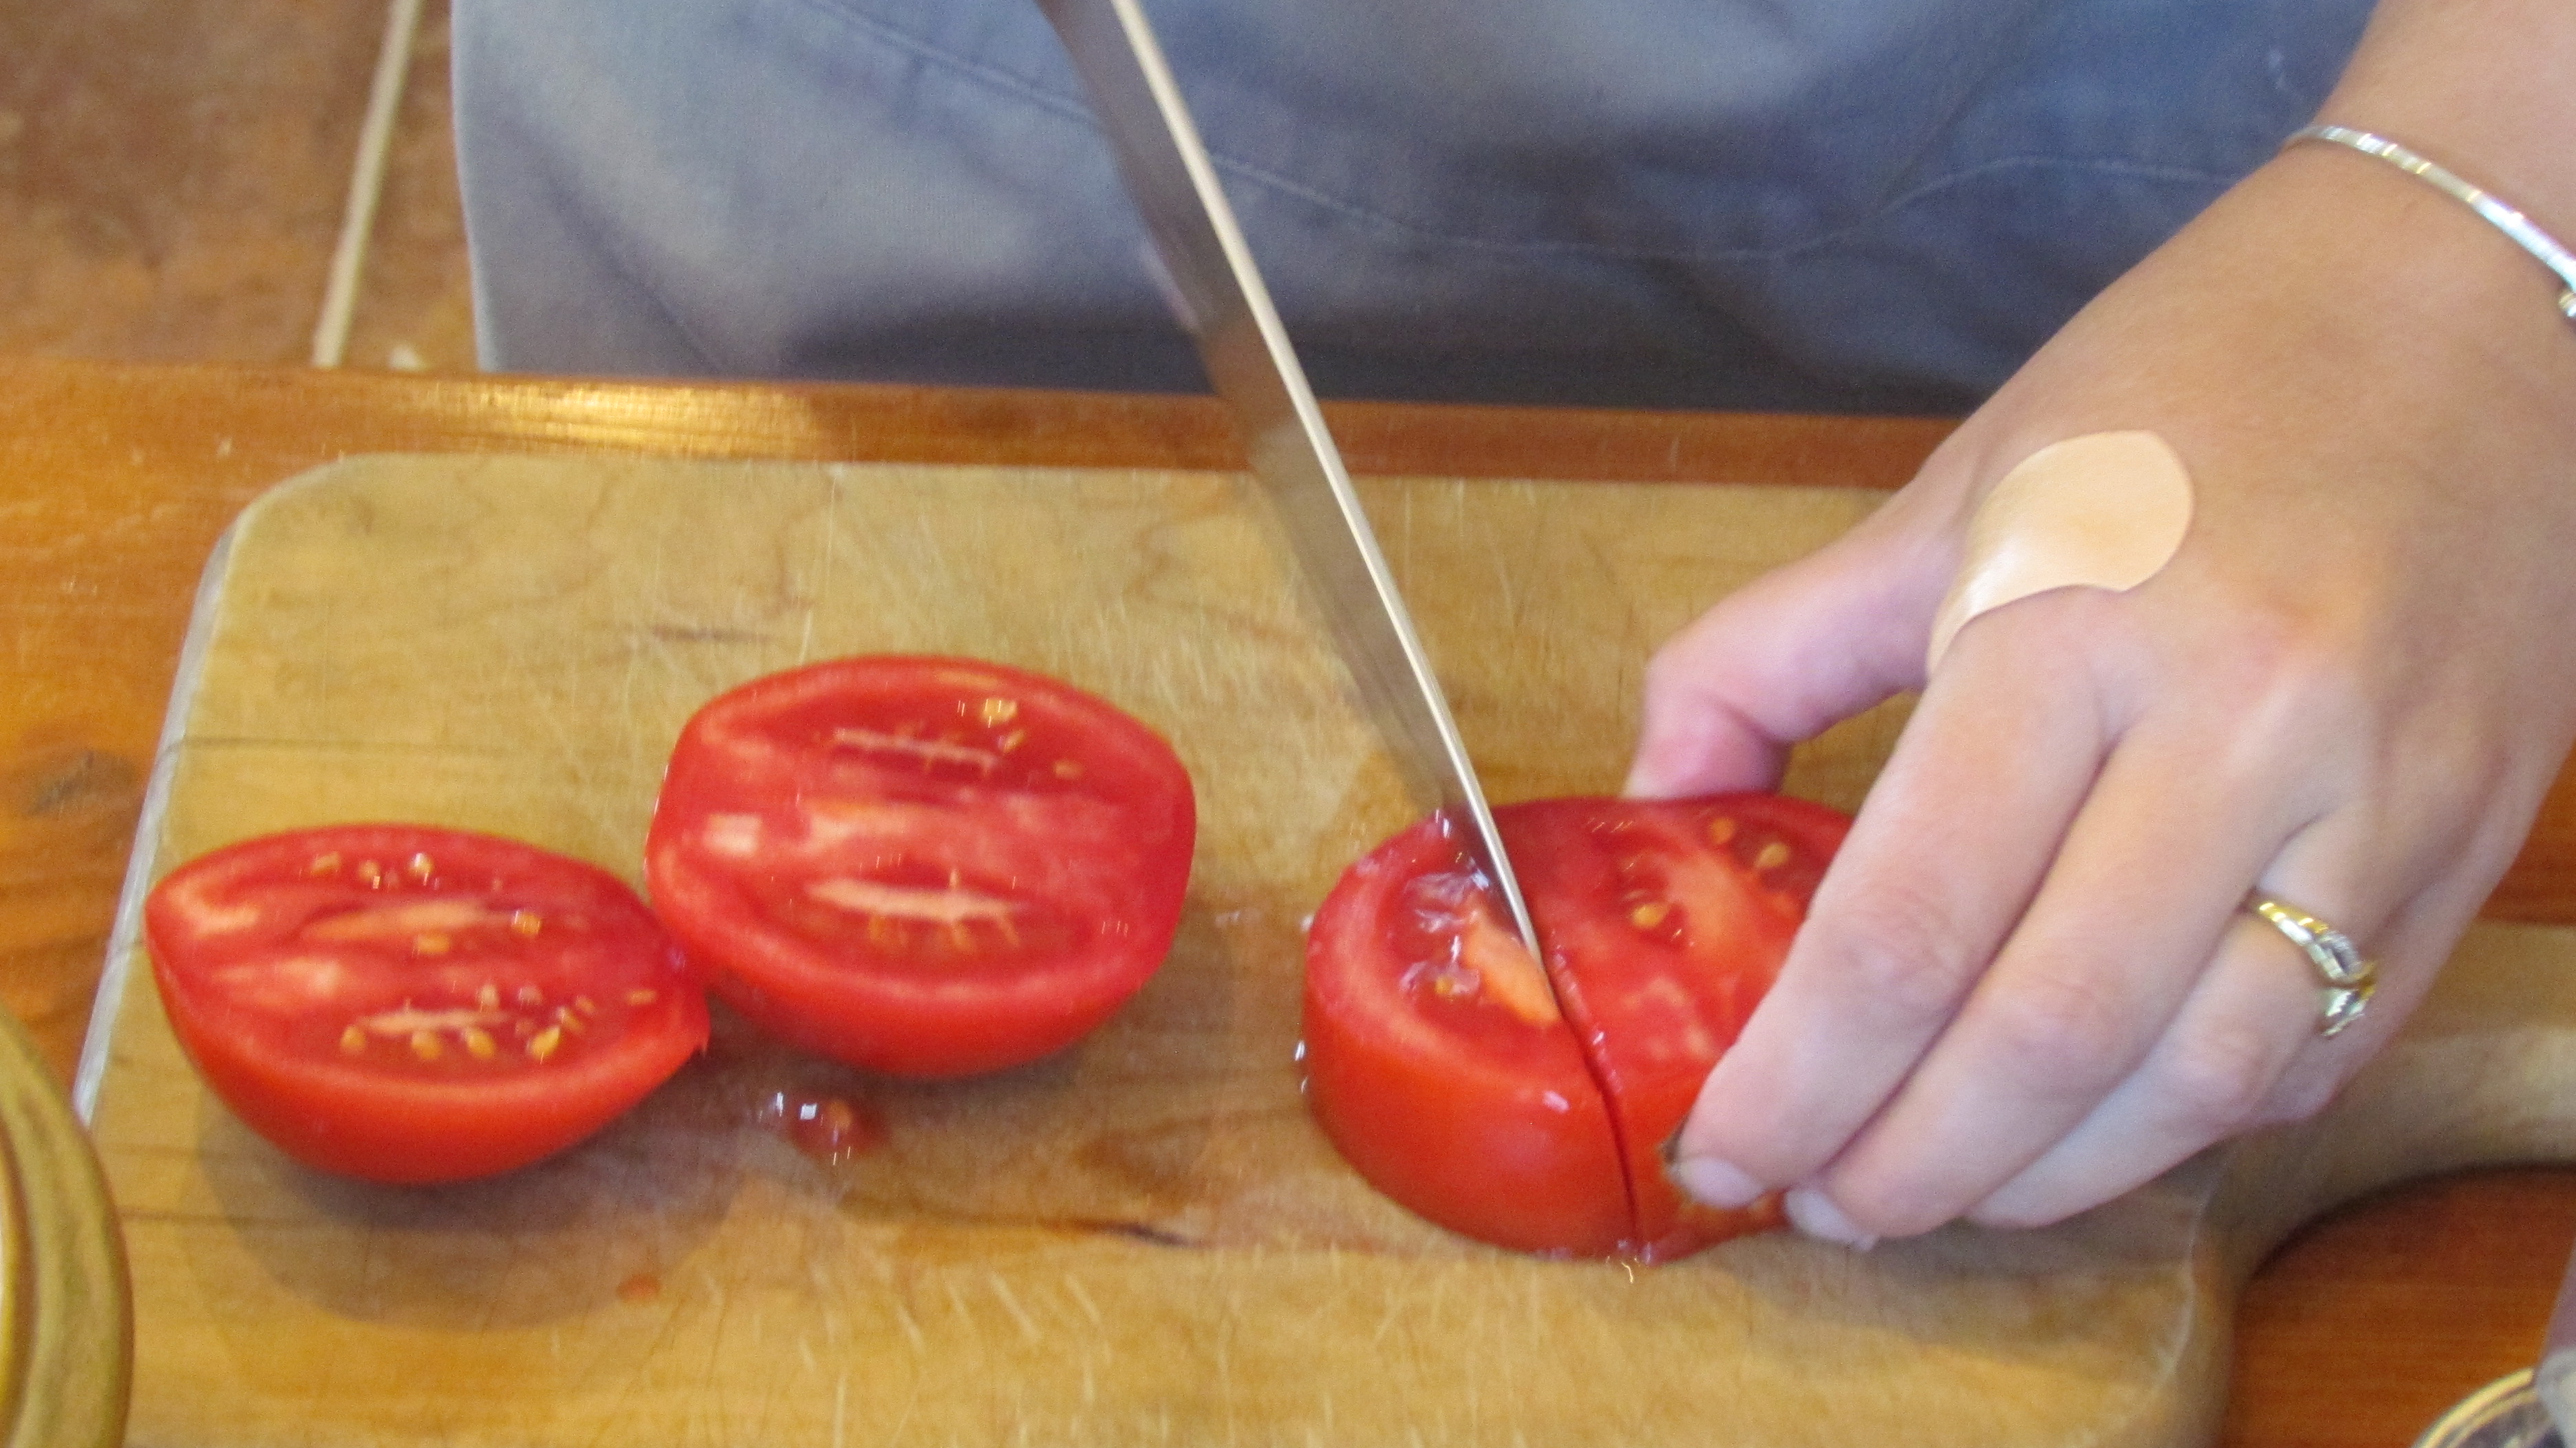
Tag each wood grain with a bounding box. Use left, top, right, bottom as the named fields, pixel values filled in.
left=0, top=360, right=1946, bottom=1085
left=2224, top=1170, right=2576, bottom=1448
left=3, top=356, right=2571, bottom=1448
left=10, top=360, right=2575, bottom=1080
left=81, top=454, right=2576, bottom=1448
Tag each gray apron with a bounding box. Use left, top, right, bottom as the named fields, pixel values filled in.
left=453, top=0, right=2372, bottom=412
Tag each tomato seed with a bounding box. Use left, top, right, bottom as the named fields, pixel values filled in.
left=575, top=996, right=597, bottom=1015
left=339, top=1025, right=366, bottom=1055
left=997, top=729, right=1026, bottom=753
left=625, top=988, right=658, bottom=1007
left=516, top=985, right=544, bottom=1006
left=462, top=1027, right=497, bottom=1059
left=555, top=1007, right=586, bottom=1035
left=1707, top=817, right=1738, bottom=846
left=1053, top=760, right=1084, bottom=780
left=406, top=853, right=435, bottom=882
left=410, top=1031, right=442, bottom=1062
left=528, top=1026, right=563, bottom=1063
left=308, top=853, right=341, bottom=877
left=356, top=860, right=384, bottom=887
left=477, top=982, right=501, bottom=1011
left=511, top=911, right=543, bottom=938
left=979, top=696, right=1018, bottom=727
left=413, top=933, right=451, bottom=956
left=1629, top=901, right=1673, bottom=930
left=1753, top=840, right=1790, bottom=872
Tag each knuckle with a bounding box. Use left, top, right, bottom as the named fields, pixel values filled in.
left=2182, top=596, right=2382, bottom=763
left=1955, top=582, right=2132, bottom=667
left=1820, top=888, right=1988, bottom=1023
left=2153, top=1020, right=2291, bottom=1137
left=2248, top=1063, right=2343, bottom=1128
left=1974, top=964, right=2134, bottom=1091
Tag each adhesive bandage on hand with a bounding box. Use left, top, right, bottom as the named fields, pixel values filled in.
left=1924, top=431, right=2196, bottom=674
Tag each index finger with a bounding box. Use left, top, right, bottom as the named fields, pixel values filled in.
left=1626, top=508, right=1955, bottom=800
left=1667, top=602, right=2114, bottom=1205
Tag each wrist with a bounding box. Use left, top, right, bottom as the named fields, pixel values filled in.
left=1964, top=141, right=2576, bottom=524
left=2284, top=127, right=2575, bottom=326
left=2315, top=0, right=2576, bottom=228
left=2300, top=0, right=2576, bottom=333
left=2246, top=140, right=2576, bottom=416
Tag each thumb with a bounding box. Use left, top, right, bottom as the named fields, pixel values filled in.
left=1625, top=501, right=1957, bottom=798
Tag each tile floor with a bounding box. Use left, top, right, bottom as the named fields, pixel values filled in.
left=0, top=0, right=474, bottom=372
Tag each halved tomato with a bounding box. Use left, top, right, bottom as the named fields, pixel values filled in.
left=1303, top=811, right=1631, bottom=1255
left=645, top=656, right=1196, bottom=1078
left=1302, top=794, right=1847, bottom=1260
left=144, top=825, right=709, bottom=1184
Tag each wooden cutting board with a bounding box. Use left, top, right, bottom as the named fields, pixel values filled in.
left=78, top=454, right=2576, bottom=1448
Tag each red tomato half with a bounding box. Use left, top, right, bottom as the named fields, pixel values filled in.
left=145, top=825, right=709, bottom=1184
left=1303, top=794, right=1847, bottom=1261
left=646, top=657, right=1196, bottom=1078
left=1303, top=811, right=1631, bottom=1255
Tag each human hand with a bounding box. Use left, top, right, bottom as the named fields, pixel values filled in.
left=1632, top=139, right=2576, bottom=1242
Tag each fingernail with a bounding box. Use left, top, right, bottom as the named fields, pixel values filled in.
left=1783, top=1188, right=1878, bottom=1250
left=1669, top=1155, right=1766, bottom=1209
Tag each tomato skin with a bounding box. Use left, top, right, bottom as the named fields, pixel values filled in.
left=647, top=657, right=1196, bottom=1078
left=1302, top=794, right=1847, bottom=1261
left=144, top=826, right=709, bottom=1184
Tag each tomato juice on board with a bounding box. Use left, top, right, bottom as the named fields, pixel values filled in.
left=1302, top=794, right=1847, bottom=1261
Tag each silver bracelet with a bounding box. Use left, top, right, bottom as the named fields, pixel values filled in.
left=2286, top=123, right=2576, bottom=327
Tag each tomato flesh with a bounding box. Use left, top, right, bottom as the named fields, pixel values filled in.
left=144, top=825, right=709, bottom=1184
left=1303, top=794, right=1847, bottom=1260
left=1514, top=796, right=1844, bottom=1259
left=1303, top=814, right=1630, bottom=1255
left=647, top=656, right=1196, bottom=1077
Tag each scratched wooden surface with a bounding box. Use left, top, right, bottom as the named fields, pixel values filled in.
left=76, top=454, right=2576, bottom=1448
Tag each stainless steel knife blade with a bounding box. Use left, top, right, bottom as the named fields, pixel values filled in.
left=1035, top=0, right=1541, bottom=953
left=2535, top=1235, right=2576, bottom=1439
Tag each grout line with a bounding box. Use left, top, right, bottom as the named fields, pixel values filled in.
left=309, top=0, right=427, bottom=368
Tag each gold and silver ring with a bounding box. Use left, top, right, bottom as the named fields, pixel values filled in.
left=2246, top=895, right=2376, bottom=1038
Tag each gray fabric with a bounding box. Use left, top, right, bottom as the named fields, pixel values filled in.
left=453, top=0, right=2373, bottom=412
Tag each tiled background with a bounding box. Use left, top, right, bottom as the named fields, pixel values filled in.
left=0, top=0, right=473, bottom=371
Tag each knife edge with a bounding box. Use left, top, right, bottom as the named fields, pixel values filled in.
left=1035, top=0, right=1543, bottom=955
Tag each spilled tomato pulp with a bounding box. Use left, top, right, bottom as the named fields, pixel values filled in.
left=647, top=656, right=1196, bottom=1078
left=1302, top=794, right=1848, bottom=1261
left=144, top=824, right=709, bottom=1184
left=756, top=1087, right=890, bottom=1166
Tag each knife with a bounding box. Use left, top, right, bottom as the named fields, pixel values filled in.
left=1034, top=0, right=1542, bottom=954
left=2535, top=1236, right=2576, bottom=1440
